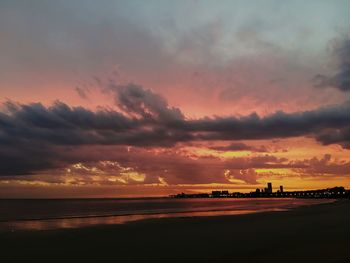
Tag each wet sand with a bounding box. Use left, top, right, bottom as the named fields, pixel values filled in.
left=1, top=199, right=349, bottom=263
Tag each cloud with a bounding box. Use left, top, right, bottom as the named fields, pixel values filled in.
left=6, top=148, right=291, bottom=186
left=2, top=0, right=348, bottom=122
left=2, top=84, right=350, bottom=178
left=110, top=83, right=184, bottom=122
left=314, top=38, right=350, bottom=92
left=292, top=154, right=350, bottom=176
left=75, top=86, right=90, bottom=99
left=225, top=169, right=259, bottom=184
left=185, top=104, right=350, bottom=147
left=210, top=143, right=268, bottom=152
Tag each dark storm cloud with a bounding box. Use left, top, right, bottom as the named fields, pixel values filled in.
left=183, top=104, right=350, bottom=147
left=0, top=100, right=138, bottom=145
left=210, top=143, right=268, bottom=152
left=314, top=127, right=350, bottom=149
left=111, top=83, right=184, bottom=121
left=314, top=38, right=350, bottom=91
left=2, top=83, right=350, bottom=176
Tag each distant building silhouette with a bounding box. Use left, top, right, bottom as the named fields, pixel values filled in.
left=212, top=190, right=230, bottom=197
left=267, top=183, right=272, bottom=194
left=172, top=186, right=349, bottom=199
left=212, top=191, right=221, bottom=197
left=221, top=190, right=229, bottom=196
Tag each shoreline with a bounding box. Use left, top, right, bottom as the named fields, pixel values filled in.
left=0, top=198, right=335, bottom=231
left=1, top=199, right=349, bottom=262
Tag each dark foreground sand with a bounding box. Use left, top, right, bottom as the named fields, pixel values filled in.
left=1, top=200, right=350, bottom=263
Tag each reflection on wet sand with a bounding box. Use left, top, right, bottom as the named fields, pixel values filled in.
left=1, top=208, right=287, bottom=231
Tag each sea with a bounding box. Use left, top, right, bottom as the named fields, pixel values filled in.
left=0, top=198, right=334, bottom=231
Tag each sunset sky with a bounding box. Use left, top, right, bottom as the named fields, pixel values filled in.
left=1, top=0, right=350, bottom=198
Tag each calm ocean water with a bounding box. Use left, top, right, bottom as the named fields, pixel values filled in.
left=0, top=198, right=333, bottom=231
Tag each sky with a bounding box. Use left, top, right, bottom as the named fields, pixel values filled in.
left=1, top=0, right=350, bottom=198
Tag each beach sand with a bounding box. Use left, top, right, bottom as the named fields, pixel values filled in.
left=1, top=200, right=349, bottom=263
